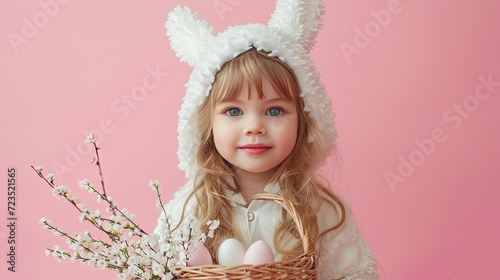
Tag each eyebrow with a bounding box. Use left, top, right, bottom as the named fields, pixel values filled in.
left=218, top=97, right=291, bottom=104
left=264, top=97, right=292, bottom=103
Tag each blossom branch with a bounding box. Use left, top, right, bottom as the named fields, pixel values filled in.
left=34, top=133, right=220, bottom=279
left=84, top=133, right=108, bottom=198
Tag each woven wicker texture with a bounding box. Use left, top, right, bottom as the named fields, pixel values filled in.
left=177, top=193, right=317, bottom=279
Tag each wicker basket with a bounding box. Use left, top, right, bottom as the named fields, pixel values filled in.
left=177, top=193, right=317, bottom=279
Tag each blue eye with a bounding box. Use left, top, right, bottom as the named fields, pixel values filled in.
left=267, top=107, right=284, bottom=116
left=226, top=108, right=242, bottom=116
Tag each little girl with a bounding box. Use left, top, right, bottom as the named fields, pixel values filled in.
left=155, top=1, right=379, bottom=279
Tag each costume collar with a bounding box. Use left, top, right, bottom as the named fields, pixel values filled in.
left=223, top=176, right=280, bottom=207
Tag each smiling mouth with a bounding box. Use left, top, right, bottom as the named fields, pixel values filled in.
left=239, top=144, right=272, bottom=155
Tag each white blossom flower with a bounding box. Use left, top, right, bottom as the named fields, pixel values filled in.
left=207, top=219, right=220, bottom=238
left=84, top=133, right=97, bottom=143
left=34, top=165, right=43, bottom=173
left=111, top=223, right=121, bottom=233
left=74, top=233, right=83, bottom=242
left=89, top=209, right=100, bottom=220
left=104, top=196, right=115, bottom=213
left=39, top=217, right=50, bottom=226
left=96, top=258, right=107, bottom=269
left=208, top=219, right=220, bottom=230
left=70, top=252, right=78, bottom=263
left=68, top=240, right=80, bottom=251
left=199, top=233, right=207, bottom=244
left=110, top=214, right=122, bottom=224
left=87, top=259, right=96, bottom=267
left=149, top=179, right=162, bottom=191
left=51, top=245, right=67, bottom=263
left=163, top=273, right=175, bottom=280
left=152, top=261, right=163, bottom=276
left=78, top=179, right=88, bottom=188
left=66, top=194, right=80, bottom=203
left=78, top=179, right=95, bottom=194
left=52, top=185, right=69, bottom=197
left=45, top=173, right=55, bottom=184
left=79, top=211, right=88, bottom=223
left=148, top=235, right=159, bottom=248
left=83, top=231, right=92, bottom=240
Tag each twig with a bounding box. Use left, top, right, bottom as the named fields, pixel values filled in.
left=92, top=142, right=107, bottom=198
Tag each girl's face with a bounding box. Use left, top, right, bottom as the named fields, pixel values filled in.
left=212, top=78, right=298, bottom=179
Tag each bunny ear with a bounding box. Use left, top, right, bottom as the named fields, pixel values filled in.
left=166, top=6, right=216, bottom=67
left=268, top=0, right=325, bottom=52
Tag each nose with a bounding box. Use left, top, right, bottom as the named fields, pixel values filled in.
left=244, top=116, right=267, bottom=136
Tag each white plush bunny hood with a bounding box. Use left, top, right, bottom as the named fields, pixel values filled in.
left=166, top=0, right=337, bottom=179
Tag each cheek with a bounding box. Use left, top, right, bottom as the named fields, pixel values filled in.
left=212, top=125, right=222, bottom=148
left=283, top=128, right=298, bottom=151
left=271, top=117, right=298, bottom=150
left=212, top=118, right=234, bottom=150
left=271, top=115, right=297, bottom=133
left=268, top=117, right=294, bottom=134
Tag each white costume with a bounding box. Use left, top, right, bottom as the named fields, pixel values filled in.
left=154, top=180, right=379, bottom=279
left=155, top=0, right=380, bottom=279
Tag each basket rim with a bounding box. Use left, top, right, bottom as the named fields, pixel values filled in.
left=178, top=253, right=317, bottom=279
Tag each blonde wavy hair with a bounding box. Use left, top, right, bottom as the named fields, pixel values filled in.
left=182, top=48, right=346, bottom=262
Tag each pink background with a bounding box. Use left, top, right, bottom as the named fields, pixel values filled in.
left=1, top=0, right=499, bottom=279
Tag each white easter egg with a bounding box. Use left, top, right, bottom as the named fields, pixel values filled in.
left=243, top=240, right=274, bottom=265
left=217, top=238, right=246, bottom=266
left=187, top=242, right=213, bottom=266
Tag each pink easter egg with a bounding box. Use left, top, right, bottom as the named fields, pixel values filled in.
left=243, top=240, right=275, bottom=265
left=187, top=242, right=213, bottom=266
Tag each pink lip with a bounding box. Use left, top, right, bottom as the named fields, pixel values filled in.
left=239, top=144, right=271, bottom=155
